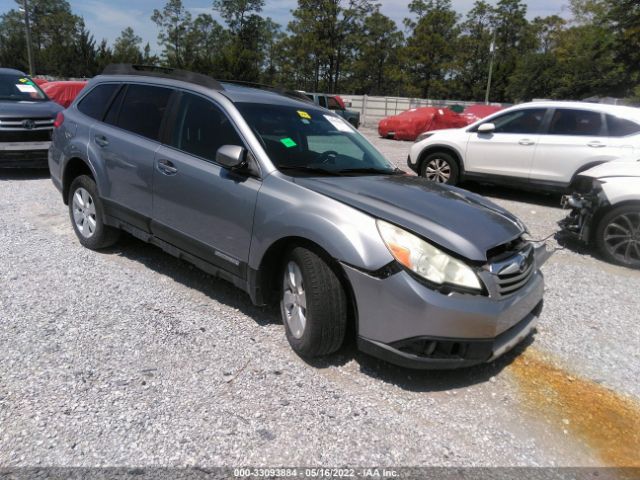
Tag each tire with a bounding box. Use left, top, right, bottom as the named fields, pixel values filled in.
left=420, top=151, right=460, bottom=185
left=594, top=204, right=640, bottom=268
left=279, top=247, right=348, bottom=357
left=68, top=175, right=120, bottom=250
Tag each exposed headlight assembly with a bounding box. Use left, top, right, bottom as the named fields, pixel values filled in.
left=376, top=219, right=483, bottom=292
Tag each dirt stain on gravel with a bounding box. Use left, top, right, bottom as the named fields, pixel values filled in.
left=509, top=349, right=640, bottom=467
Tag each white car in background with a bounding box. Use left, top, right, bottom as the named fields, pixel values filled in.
left=408, top=101, right=640, bottom=191
left=560, top=161, right=640, bottom=268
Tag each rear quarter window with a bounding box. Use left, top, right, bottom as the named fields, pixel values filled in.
left=116, top=84, right=173, bottom=141
left=607, top=115, right=640, bottom=137
left=77, top=84, right=119, bottom=120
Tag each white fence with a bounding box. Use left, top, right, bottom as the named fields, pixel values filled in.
left=338, top=94, right=503, bottom=127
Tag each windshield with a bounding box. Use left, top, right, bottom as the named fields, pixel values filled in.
left=236, top=102, right=396, bottom=176
left=0, top=74, right=47, bottom=102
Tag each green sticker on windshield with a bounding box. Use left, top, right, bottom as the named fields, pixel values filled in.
left=280, top=137, right=297, bottom=148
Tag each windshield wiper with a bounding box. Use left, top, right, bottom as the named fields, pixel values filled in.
left=336, top=167, right=403, bottom=175
left=278, top=165, right=341, bottom=176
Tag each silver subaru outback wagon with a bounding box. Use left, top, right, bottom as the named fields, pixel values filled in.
left=49, top=64, right=551, bottom=369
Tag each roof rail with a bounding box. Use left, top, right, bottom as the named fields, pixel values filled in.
left=102, top=64, right=224, bottom=91
left=221, top=79, right=314, bottom=104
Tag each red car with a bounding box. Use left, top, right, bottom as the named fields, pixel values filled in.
left=41, top=81, right=87, bottom=108
left=378, top=107, right=468, bottom=141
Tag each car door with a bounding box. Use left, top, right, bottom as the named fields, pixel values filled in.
left=531, top=108, right=619, bottom=185
left=151, top=91, right=261, bottom=275
left=464, top=108, right=547, bottom=180
left=605, top=113, right=640, bottom=159
left=89, top=83, right=174, bottom=229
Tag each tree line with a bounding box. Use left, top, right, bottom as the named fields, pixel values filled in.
left=0, top=0, right=638, bottom=103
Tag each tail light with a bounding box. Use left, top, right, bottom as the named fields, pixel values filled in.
left=53, top=112, right=64, bottom=128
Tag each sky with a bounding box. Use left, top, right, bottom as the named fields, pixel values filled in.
left=0, top=0, right=571, bottom=55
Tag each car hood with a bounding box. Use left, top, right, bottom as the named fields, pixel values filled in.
left=0, top=99, right=63, bottom=118
left=580, top=160, right=640, bottom=179
left=294, top=175, right=525, bottom=262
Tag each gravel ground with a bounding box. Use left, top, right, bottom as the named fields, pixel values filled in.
left=1, top=130, right=639, bottom=469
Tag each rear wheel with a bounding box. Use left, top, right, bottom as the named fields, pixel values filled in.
left=595, top=205, right=640, bottom=268
left=420, top=152, right=459, bottom=185
left=280, top=247, right=348, bottom=357
left=68, top=175, right=120, bottom=250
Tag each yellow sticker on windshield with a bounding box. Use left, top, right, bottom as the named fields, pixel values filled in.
left=19, top=78, right=29, bottom=83
left=297, top=110, right=311, bottom=120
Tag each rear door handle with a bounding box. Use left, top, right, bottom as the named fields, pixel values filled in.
left=519, top=139, right=535, bottom=146
left=157, top=159, right=177, bottom=175
left=94, top=135, right=109, bottom=147
left=588, top=142, right=607, bottom=148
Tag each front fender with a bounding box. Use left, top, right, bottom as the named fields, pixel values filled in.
left=249, top=173, right=393, bottom=271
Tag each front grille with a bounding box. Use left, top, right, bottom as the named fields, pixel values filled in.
left=493, top=245, right=535, bottom=296
left=0, top=117, right=54, bottom=128
left=0, top=129, right=52, bottom=142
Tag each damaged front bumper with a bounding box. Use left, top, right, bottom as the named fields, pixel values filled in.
left=559, top=186, right=608, bottom=243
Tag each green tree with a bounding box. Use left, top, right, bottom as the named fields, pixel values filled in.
left=151, top=0, right=194, bottom=68
left=489, top=0, right=534, bottom=102
left=213, top=0, right=277, bottom=81
left=287, top=0, right=375, bottom=92
left=112, top=27, right=143, bottom=64
left=452, top=0, right=494, bottom=100
left=189, top=13, right=228, bottom=75
left=350, top=10, right=404, bottom=94
left=404, top=0, right=459, bottom=98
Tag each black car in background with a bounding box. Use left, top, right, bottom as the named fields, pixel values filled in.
left=0, top=68, right=63, bottom=168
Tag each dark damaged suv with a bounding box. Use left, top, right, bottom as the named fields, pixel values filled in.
left=0, top=68, right=62, bottom=168
left=49, top=64, right=551, bottom=369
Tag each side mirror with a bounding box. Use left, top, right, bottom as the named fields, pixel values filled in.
left=347, top=102, right=352, bottom=108
left=216, top=145, right=245, bottom=169
left=478, top=123, right=496, bottom=133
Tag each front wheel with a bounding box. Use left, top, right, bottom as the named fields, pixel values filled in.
left=68, top=175, right=120, bottom=250
left=280, top=247, right=348, bottom=357
left=420, top=152, right=459, bottom=185
left=594, top=205, right=640, bottom=268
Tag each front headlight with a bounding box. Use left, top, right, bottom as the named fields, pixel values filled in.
left=376, top=219, right=483, bottom=291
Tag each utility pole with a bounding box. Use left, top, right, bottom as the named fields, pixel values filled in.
left=22, top=0, right=36, bottom=76
left=485, top=29, right=497, bottom=105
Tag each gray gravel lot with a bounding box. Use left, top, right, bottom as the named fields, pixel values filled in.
left=1, top=129, right=639, bottom=468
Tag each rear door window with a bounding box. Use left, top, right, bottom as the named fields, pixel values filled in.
left=103, top=85, right=127, bottom=126
left=606, top=115, right=640, bottom=137
left=77, top=83, right=119, bottom=120
left=116, top=84, right=173, bottom=141
left=490, top=109, right=547, bottom=134
left=318, top=96, right=328, bottom=108
left=170, top=92, right=243, bottom=162
left=548, top=109, right=604, bottom=136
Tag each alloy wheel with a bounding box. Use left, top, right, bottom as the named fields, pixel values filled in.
left=424, top=158, right=451, bottom=183
left=603, top=212, right=640, bottom=266
left=282, top=261, right=307, bottom=339
left=72, top=187, right=97, bottom=238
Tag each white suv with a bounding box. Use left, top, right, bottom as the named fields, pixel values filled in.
left=408, top=101, right=640, bottom=191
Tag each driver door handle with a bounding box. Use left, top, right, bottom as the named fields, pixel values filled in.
left=588, top=141, right=607, bottom=148
left=157, top=159, right=177, bottom=175
left=94, top=135, right=109, bottom=147
left=519, top=139, right=535, bottom=146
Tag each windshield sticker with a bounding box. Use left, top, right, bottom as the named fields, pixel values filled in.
left=280, top=137, right=297, bottom=148
left=301, top=119, right=310, bottom=125
left=324, top=114, right=351, bottom=132
left=16, top=84, right=37, bottom=93
left=18, top=78, right=29, bottom=83
left=297, top=110, right=311, bottom=120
